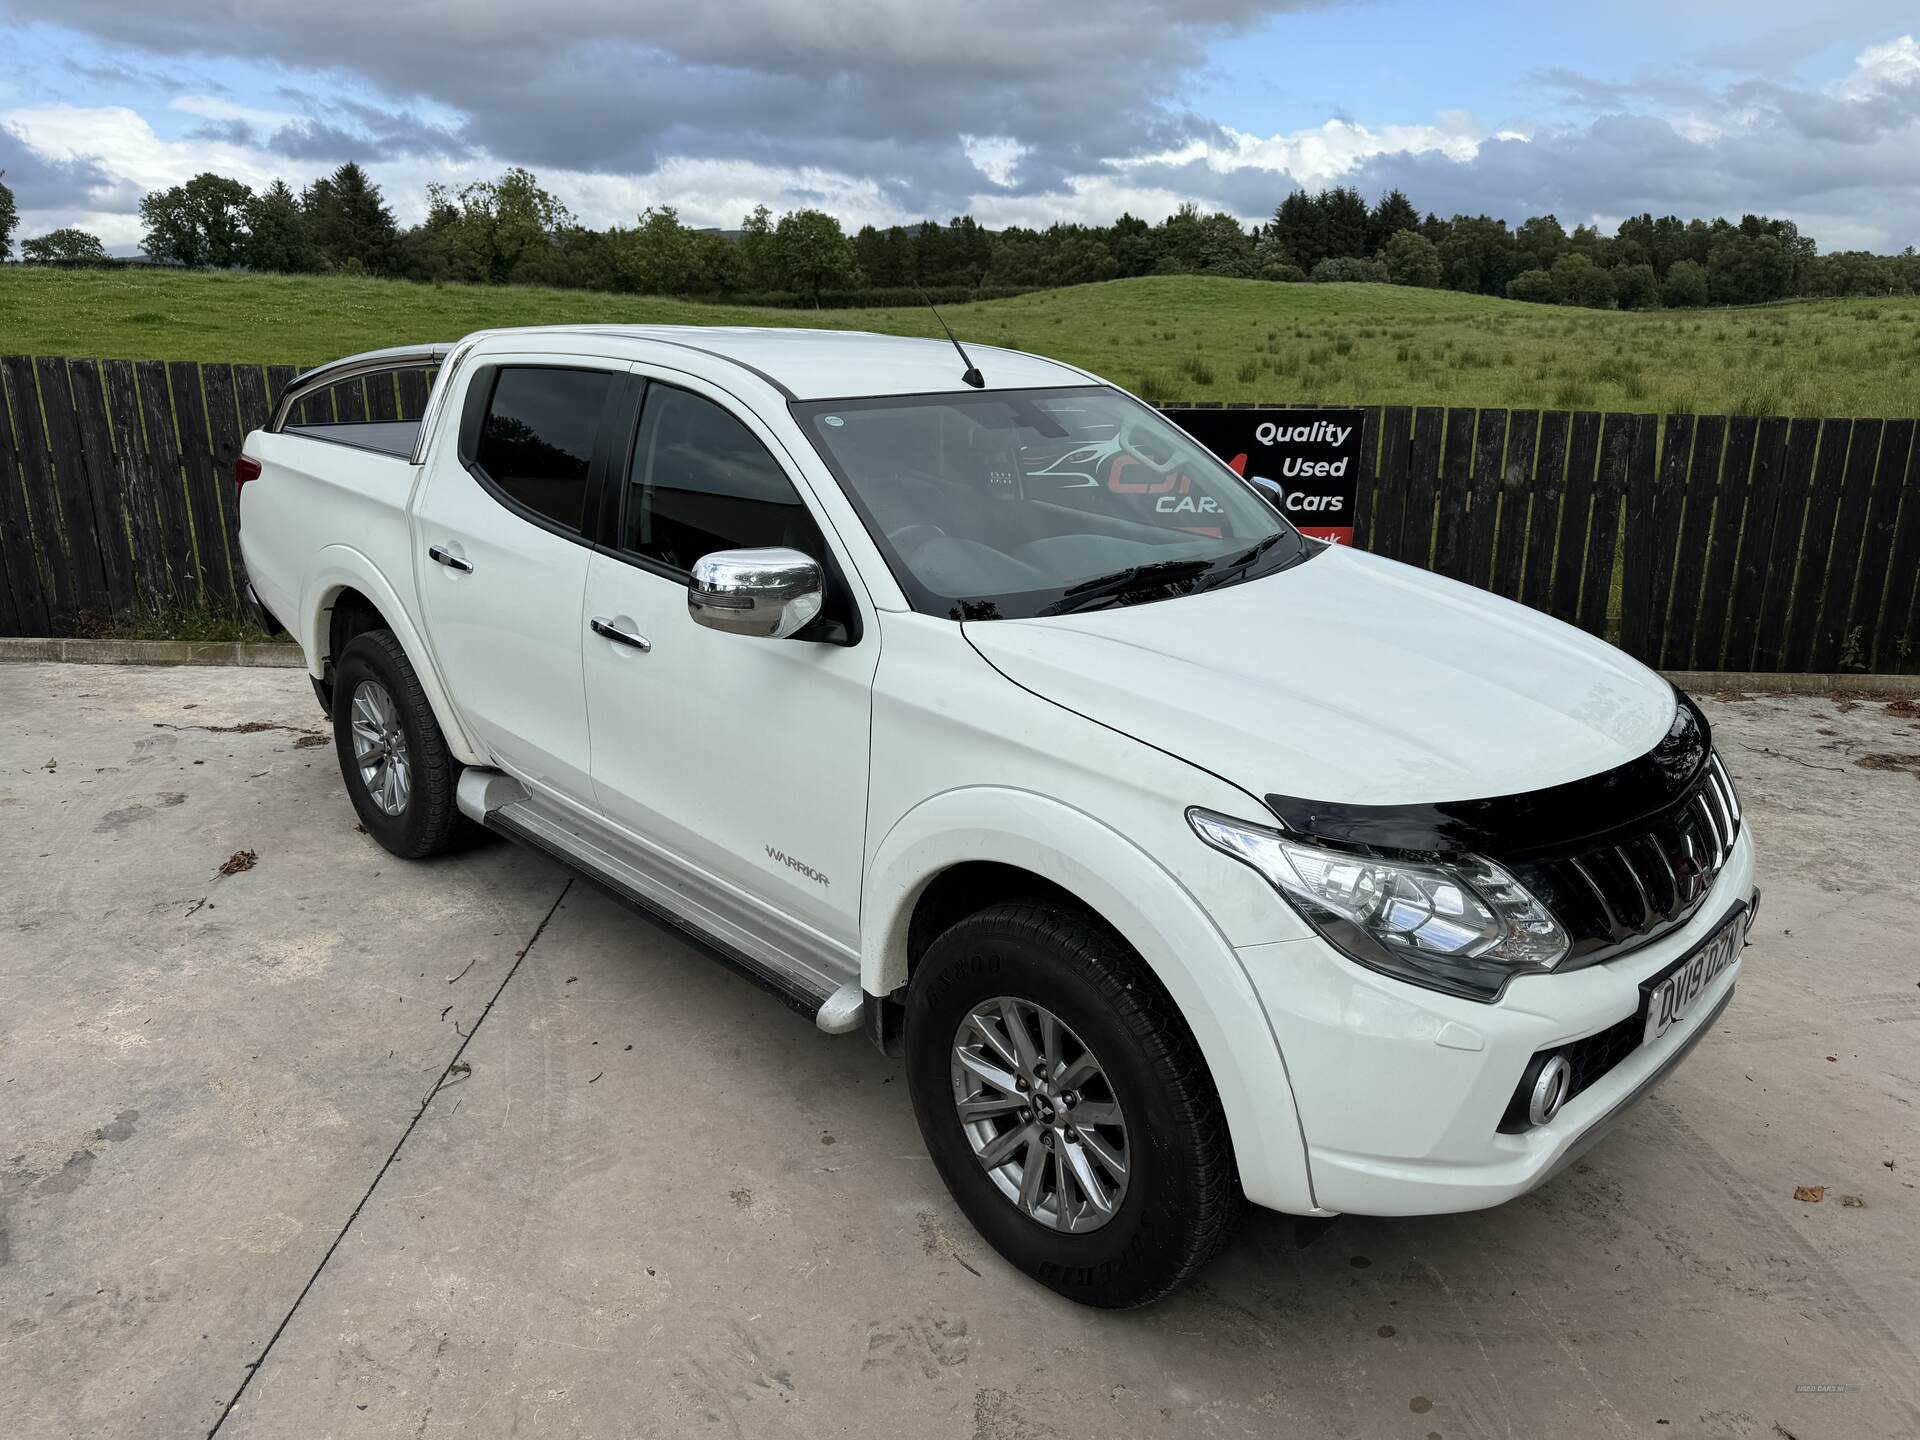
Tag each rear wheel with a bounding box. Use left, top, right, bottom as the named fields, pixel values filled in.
left=905, top=901, right=1239, bottom=1307
left=331, top=629, right=468, bottom=859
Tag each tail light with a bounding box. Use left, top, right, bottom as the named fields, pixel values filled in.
left=235, top=455, right=262, bottom=500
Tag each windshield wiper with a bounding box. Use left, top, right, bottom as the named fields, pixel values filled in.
left=1195, top=533, right=1285, bottom=590
left=1039, top=558, right=1218, bottom=616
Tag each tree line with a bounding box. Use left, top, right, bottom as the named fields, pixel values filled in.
left=3, top=164, right=1917, bottom=310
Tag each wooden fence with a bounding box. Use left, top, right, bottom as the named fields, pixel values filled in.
left=2, top=356, right=1918, bottom=673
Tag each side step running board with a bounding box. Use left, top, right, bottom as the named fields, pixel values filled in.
left=457, top=770, right=864, bottom=1035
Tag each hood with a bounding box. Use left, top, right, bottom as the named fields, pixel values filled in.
left=963, top=544, right=1677, bottom=808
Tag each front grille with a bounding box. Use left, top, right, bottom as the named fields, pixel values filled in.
left=1514, top=752, right=1742, bottom=966
left=1565, top=1012, right=1642, bottom=1097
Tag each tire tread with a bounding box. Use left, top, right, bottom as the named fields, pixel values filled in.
left=334, top=628, right=467, bottom=859
left=914, top=899, right=1240, bottom=1306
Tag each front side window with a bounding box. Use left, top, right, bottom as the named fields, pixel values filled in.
left=473, top=367, right=614, bottom=532
left=793, top=386, right=1313, bottom=619
left=624, top=382, right=825, bottom=572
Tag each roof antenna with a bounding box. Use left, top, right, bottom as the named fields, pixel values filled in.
left=919, top=287, right=985, bottom=389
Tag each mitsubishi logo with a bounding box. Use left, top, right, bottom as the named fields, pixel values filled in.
left=1674, top=828, right=1709, bottom=904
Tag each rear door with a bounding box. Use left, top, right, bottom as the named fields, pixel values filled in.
left=581, top=374, right=877, bottom=962
left=412, top=357, right=632, bottom=804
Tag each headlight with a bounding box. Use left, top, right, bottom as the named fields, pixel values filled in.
left=1188, top=808, right=1569, bottom=1002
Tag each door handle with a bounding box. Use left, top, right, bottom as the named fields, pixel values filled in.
left=591, top=616, right=652, bottom=652
left=429, top=544, right=473, bottom=573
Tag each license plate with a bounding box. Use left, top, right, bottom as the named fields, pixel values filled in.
left=1641, top=906, right=1745, bottom=1047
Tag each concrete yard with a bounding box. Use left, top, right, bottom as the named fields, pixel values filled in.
left=3, top=660, right=1917, bottom=1440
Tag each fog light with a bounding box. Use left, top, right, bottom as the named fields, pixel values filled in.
left=1528, top=1054, right=1573, bottom=1127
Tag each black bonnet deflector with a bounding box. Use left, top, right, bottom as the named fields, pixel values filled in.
left=1263, top=689, right=1712, bottom=859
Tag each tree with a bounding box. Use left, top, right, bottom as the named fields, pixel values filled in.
left=1707, top=232, right=1793, bottom=305
left=1252, top=228, right=1297, bottom=280
left=773, top=208, right=855, bottom=303
left=1269, top=190, right=1326, bottom=272
left=1378, top=229, right=1441, bottom=287
left=1155, top=206, right=1253, bottom=277
left=984, top=225, right=1046, bottom=287
left=1506, top=269, right=1557, bottom=305
left=1549, top=253, right=1616, bottom=308
left=1318, top=186, right=1370, bottom=260
left=1045, top=230, right=1116, bottom=286
left=392, top=192, right=462, bottom=283
left=942, top=215, right=994, bottom=286
left=1366, top=189, right=1420, bottom=253
left=1803, top=251, right=1896, bottom=297
left=430, top=166, right=568, bottom=284
left=738, top=205, right=779, bottom=290
left=22, top=227, right=107, bottom=263
left=1108, top=212, right=1156, bottom=276
left=1513, top=214, right=1568, bottom=273
left=0, top=171, right=16, bottom=260
left=304, top=163, right=397, bottom=274
left=1612, top=262, right=1661, bottom=310
left=1310, top=255, right=1388, bottom=283
left=1437, top=215, right=1518, bottom=295
left=608, top=205, right=700, bottom=294
left=1661, top=259, right=1710, bottom=308
left=139, top=173, right=253, bottom=267
left=241, top=180, right=315, bottom=272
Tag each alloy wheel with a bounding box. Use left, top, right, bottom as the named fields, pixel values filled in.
left=950, top=996, right=1131, bottom=1232
left=349, top=679, right=412, bottom=817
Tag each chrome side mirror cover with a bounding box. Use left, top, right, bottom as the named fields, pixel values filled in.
left=688, top=547, right=824, bottom=640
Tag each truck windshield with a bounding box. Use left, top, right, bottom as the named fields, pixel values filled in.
left=793, top=386, right=1313, bottom=620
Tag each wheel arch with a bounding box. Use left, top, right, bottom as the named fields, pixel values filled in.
left=863, top=786, right=1318, bottom=1214
left=300, top=547, right=484, bottom=765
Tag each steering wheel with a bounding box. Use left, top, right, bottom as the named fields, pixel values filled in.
left=1118, top=410, right=1184, bottom=475
left=888, top=523, right=948, bottom=554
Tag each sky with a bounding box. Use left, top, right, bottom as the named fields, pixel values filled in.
left=2, top=1, right=1918, bottom=257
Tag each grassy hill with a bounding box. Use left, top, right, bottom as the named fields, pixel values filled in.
left=5, top=266, right=1919, bottom=417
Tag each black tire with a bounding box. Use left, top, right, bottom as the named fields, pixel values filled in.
left=331, top=629, right=469, bottom=859
left=905, top=901, right=1239, bottom=1307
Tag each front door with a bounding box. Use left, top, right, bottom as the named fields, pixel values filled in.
left=581, top=377, right=876, bottom=966
left=413, top=360, right=625, bottom=802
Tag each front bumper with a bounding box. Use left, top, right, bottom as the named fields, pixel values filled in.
left=1235, top=828, right=1756, bottom=1216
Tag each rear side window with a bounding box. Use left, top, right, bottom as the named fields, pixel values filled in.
left=473, top=367, right=614, bottom=532
left=623, top=383, right=825, bottom=572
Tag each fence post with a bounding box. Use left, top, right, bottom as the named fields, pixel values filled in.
left=0, top=370, right=50, bottom=635
left=1852, top=420, right=1917, bottom=671
left=1692, top=416, right=1758, bottom=672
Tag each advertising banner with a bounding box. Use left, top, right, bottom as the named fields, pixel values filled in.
left=1161, top=407, right=1364, bottom=545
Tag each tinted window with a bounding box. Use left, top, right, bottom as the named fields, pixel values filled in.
left=624, top=384, right=824, bottom=572
left=474, top=367, right=613, bottom=532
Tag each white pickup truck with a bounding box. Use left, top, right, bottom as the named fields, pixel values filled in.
left=239, top=325, right=1757, bottom=1306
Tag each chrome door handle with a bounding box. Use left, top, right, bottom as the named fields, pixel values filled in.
left=429, top=544, right=473, bottom=573
left=591, top=616, right=651, bottom=652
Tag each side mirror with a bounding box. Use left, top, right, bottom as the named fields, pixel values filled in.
left=688, top=547, right=824, bottom=640
left=1247, top=473, right=1286, bottom=507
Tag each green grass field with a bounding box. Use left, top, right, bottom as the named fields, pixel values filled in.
left=6, top=266, right=1920, bottom=417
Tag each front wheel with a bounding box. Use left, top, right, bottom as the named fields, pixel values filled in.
left=905, top=901, right=1239, bottom=1307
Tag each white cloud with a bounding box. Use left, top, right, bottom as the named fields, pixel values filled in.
left=962, top=136, right=1025, bottom=189
left=1835, top=34, right=1920, bottom=99
left=169, top=94, right=300, bottom=131
left=1122, top=112, right=1487, bottom=191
